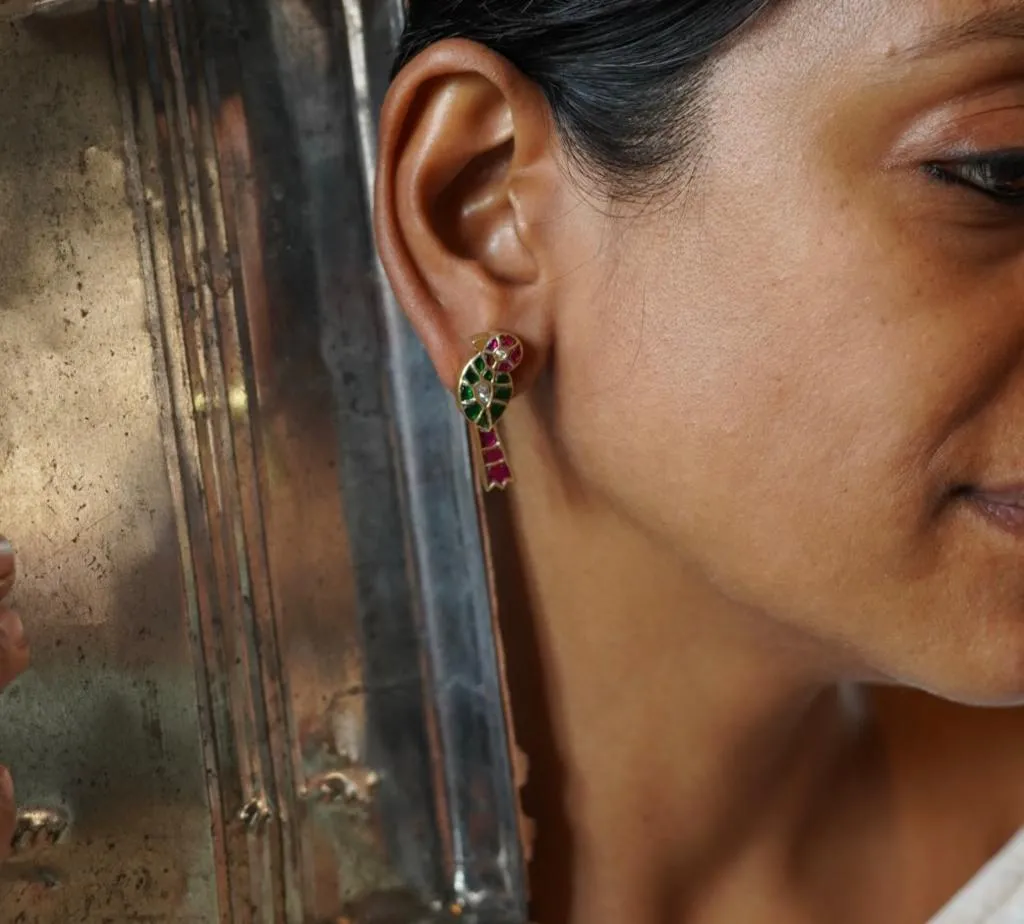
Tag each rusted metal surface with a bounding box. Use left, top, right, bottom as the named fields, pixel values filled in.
left=0, top=0, right=95, bottom=21
left=0, top=13, right=217, bottom=920
left=0, top=1, right=527, bottom=921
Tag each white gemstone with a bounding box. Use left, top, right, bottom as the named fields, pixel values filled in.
left=473, top=381, right=493, bottom=406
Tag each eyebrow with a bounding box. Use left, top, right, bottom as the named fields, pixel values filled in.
left=903, top=6, right=1024, bottom=60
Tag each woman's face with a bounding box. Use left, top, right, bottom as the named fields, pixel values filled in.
left=377, top=0, right=1024, bottom=705
left=539, top=0, right=1024, bottom=703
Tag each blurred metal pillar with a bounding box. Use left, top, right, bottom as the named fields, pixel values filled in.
left=0, top=1, right=527, bottom=922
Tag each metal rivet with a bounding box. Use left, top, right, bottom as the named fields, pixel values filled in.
left=10, top=808, right=70, bottom=854
left=300, top=768, right=380, bottom=806
left=237, top=796, right=272, bottom=831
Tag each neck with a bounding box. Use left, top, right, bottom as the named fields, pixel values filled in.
left=492, top=406, right=869, bottom=923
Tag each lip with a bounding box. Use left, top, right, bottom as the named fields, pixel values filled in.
left=966, top=487, right=1024, bottom=538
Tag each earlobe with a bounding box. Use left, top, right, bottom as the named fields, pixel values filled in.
left=374, top=39, right=554, bottom=390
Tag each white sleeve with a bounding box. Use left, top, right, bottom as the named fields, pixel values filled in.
left=930, top=830, right=1024, bottom=924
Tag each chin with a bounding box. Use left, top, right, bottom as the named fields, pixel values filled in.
left=857, top=604, right=1024, bottom=708
left=923, top=686, right=1024, bottom=710
left=907, top=642, right=1024, bottom=709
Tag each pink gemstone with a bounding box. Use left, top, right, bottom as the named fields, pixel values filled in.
left=487, top=338, right=499, bottom=351
left=496, top=361, right=512, bottom=373
left=482, top=447, right=503, bottom=465
left=509, top=346, right=523, bottom=364
left=500, top=335, right=516, bottom=347
left=487, top=463, right=512, bottom=487
left=479, top=430, right=498, bottom=448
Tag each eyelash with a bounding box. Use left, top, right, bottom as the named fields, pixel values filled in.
left=923, top=151, right=1024, bottom=206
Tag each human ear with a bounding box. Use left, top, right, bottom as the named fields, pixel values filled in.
left=374, top=39, right=559, bottom=390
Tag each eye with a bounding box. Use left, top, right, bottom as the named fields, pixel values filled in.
left=923, top=150, right=1024, bottom=205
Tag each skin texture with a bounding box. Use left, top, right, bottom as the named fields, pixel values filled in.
left=376, top=1, right=1024, bottom=921
left=0, top=538, right=28, bottom=863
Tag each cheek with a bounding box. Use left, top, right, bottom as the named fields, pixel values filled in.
left=556, top=215, right=1018, bottom=623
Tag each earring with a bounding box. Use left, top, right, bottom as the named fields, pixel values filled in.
left=456, top=331, right=525, bottom=492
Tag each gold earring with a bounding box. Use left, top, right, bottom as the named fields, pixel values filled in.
left=456, top=332, right=525, bottom=491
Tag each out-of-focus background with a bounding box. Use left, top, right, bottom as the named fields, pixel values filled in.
left=0, top=2, right=526, bottom=922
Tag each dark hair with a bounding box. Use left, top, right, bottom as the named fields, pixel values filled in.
left=394, top=1, right=775, bottom=196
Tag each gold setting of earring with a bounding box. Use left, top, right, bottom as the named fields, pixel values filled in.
left=456, top=332, right=525, bottom=491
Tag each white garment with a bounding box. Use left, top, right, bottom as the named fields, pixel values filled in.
left=930, top=830, right=1024, bottom=923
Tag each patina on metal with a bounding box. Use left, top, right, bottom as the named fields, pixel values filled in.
left=0, top=0, right=94, bottom=20
left=0, top=1, right=527, bottom=922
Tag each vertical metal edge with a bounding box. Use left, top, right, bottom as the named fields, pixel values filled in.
left=158, top=3, right=305, bottom=919
left=104, top=2, right=233, bottom=921
left=184, top=0, right=439, bottom=916
left=245, top=0, right=452, bottom=910
left=105, top=1, right=302, bottom=919
left=342, top=0, right=529, bottom=918
left=132, top=2, right=267, bottom=914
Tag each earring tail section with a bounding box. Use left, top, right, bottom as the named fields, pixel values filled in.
left=476, top=426, right=513, bottom=492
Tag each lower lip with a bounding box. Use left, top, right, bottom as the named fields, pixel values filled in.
left=967, top=494, right=1024, bottom=538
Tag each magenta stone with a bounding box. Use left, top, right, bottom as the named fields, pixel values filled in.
left=479, top=430, right=498, bottom=448
left=487, top=463, right=513, bottom=487
left=482, top=447, right=503, bottom=465
left=487, top=338, right=499, bottom=351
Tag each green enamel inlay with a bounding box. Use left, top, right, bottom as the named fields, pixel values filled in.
left=473, top=356, right=486, bottom=373
left=464, top=367, right=479, bottom=385
left=491, top=403, right=507, bottom=423
left=464, top=403, right=482, bottom=422
left=460, top=385, right=474, bottom=402
left=494, top=386, right=512, bottom=402
left=496, top=372, right=512, bottom=386
left=484, top=370, right=493, bottom=381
